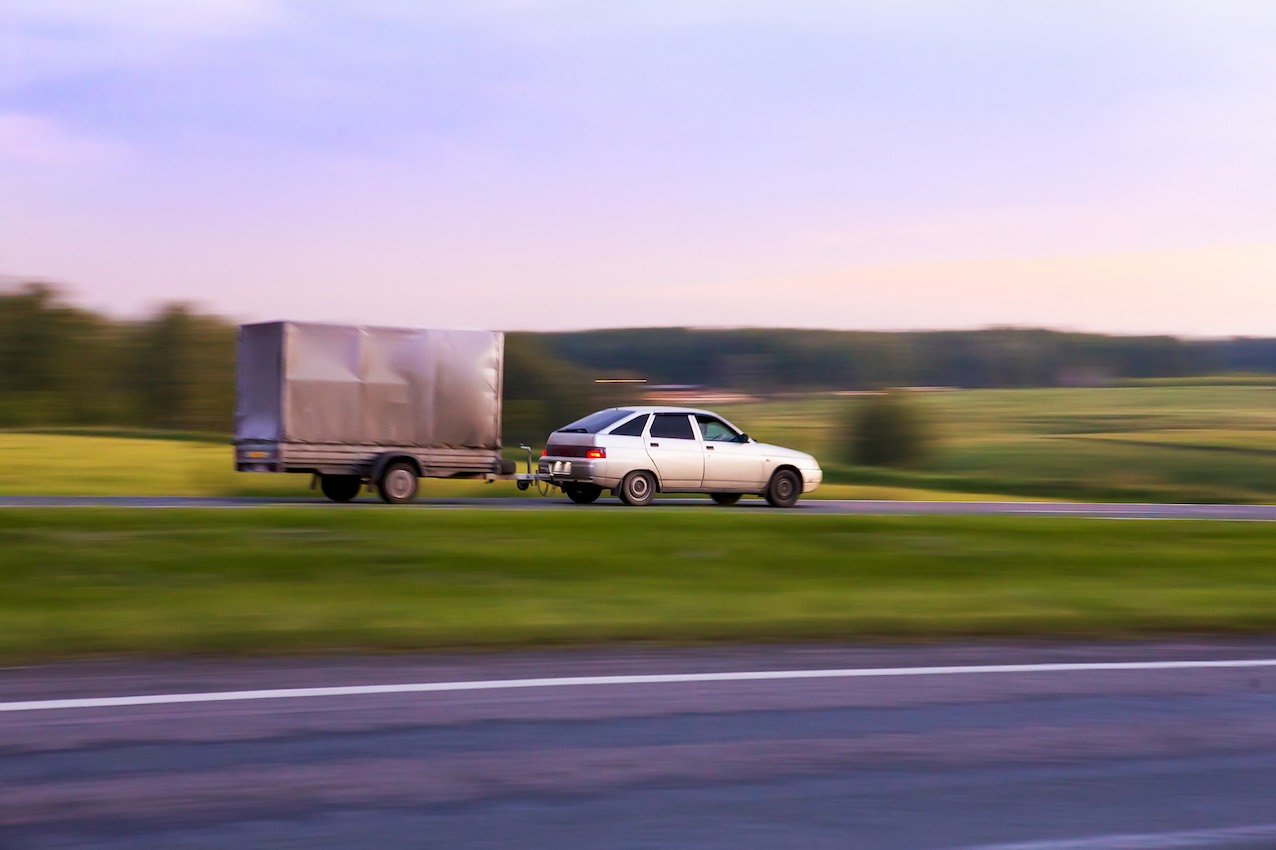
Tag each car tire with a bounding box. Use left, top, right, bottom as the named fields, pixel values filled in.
left=765, top=469, right=801, bottom=508
left=564, top=483, right=602, bottom=504
left=710, top=493, right=743, bottom=506
left=619, top=471, right=657, bottom=506
left=320, top=475, right=362, bottom=502
left=377, top=462, right=419, bottom=504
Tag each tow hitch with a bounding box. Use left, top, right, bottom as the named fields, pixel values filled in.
left=516, top=444, right=555, bottom=495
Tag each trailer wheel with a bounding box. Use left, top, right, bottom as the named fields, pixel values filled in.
left=563, top=483, right=602, bottom=504
left=320, top=475, right=362, bottom=502
left=377, top=462, right=419, bottom=504
left=710, top=493, right=743, bottom=506
left=618, top=471, right=656, bottom=506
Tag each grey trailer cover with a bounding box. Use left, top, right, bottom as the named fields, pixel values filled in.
left=235, top=322, right=503, bottom=450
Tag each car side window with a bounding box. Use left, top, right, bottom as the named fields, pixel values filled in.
left=696, top=415, right=740, bottom=442
left=649, top=414, right=695, bottom=440
left=610, top=414, right=649, bottom=437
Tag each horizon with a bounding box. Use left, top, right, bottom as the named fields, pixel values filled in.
left=3, top=2, right=1275, bottom=335
left=8, top=278, right=1274, bottom=343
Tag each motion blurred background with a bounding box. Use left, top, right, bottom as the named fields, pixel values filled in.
left=2, top=281, right=1275, bottom=502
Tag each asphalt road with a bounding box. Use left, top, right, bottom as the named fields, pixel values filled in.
left=6, top=641, right=1276, bottom=849
left=2, top=495, right=1276, bottom=520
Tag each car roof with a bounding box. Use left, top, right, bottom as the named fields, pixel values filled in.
left=604, top=405, right=721, bottom=417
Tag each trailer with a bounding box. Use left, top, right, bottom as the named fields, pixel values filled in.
left=234, top=321, right=532, bottom=503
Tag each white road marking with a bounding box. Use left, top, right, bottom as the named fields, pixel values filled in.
left=3, top=657, right=1276, bottom=713
left=954, top=822, right=1276, bottom=849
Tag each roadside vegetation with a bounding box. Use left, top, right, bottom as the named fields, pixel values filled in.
left=1, top=509, right=1273, bottom=661
left=840, top=390, right=933, bottom=468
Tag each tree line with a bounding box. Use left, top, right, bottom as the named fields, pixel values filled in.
left=538, top=327, right=1276, bottom=392
left=0, top=284, right=234, bottom=432
left=0, top=283, right=615, bottom=439
left=3, top=283, right=1274, bottom=436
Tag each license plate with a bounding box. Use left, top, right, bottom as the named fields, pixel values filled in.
left=552, top=461, right=572, bottom=475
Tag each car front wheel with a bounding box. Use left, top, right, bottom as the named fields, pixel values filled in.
left=765, top=469, right=801, bottom=508
left=619, top=471, right=657, bottom=506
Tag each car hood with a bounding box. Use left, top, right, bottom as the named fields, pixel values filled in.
left=752, top=442, right=820, bottom=466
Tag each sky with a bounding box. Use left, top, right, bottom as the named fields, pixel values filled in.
left=1, top=0, right=1274, bottom=335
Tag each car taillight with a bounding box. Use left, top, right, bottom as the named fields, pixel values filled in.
left=543, top=444, right=603, bottom=458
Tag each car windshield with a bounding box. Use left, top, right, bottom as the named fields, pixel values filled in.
left=697, top=414, right=748, bottom=442
left=555, top=409, right=635, bottom=434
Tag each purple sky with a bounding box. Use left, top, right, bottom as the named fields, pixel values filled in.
left=2, top=1, right=1274, bottom=334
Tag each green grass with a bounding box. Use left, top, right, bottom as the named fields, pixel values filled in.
left=1065, top=429, right=1276, bottom=453
left=1117, top=374, right=1276, bottom=387
left=0, top=425, right=230, bottom=443
left=1, top=509, right=1274, bottom=661
left=0, top=432, right=535, bottom=499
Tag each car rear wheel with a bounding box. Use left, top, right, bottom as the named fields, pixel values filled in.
left=710, top=493, right=743, bottom=506
left=619, top=471, right=657, bottom=506
left=563, top=483, right=602, bottom=504
left=320, top=475, right=362, bottom=502
left=765, top=469, right=801, bottom=508
left=377, top=462, right=419, bottom=504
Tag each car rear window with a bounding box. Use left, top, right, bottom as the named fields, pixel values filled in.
left=609, top=413, right=649, bottom=436
left=650, top=413, right=695, bottom=440
left=555, top=409, right=635, bottom=434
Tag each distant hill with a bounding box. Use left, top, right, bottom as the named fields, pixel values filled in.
left=528, top=327, right=1276, bottom=392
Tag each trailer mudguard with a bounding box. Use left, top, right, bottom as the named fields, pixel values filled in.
left=370, top=452, right=422, bottom=483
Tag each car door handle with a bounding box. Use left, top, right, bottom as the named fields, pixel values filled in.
left=649, top=442, right=660, bottom=448
left=706, top=445, right=715, bottom=451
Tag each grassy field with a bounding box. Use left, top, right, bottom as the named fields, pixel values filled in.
left=1, top=384, right=1273, bottom=502
left=0, top=432, right=1005, bottom=502
left=1, top=508, right=1273, bottom=661
left=718, top=385, right=1276, bottom=503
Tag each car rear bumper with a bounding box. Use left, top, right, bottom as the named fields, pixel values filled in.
left=538, top=459, right=617, bottom=488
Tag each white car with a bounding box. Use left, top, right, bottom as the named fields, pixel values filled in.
left=538, top=406, right=822, bottom=507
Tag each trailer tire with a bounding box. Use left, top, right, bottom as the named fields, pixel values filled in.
left=320, top=475, right=362, bottom=502
left=377, top=462, right=419, bottom=504
left=618, top=471, right=657, bottom=506
left=563, top=483, right=602, bottom=504
left=710, top=493, right=743, bottom=506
